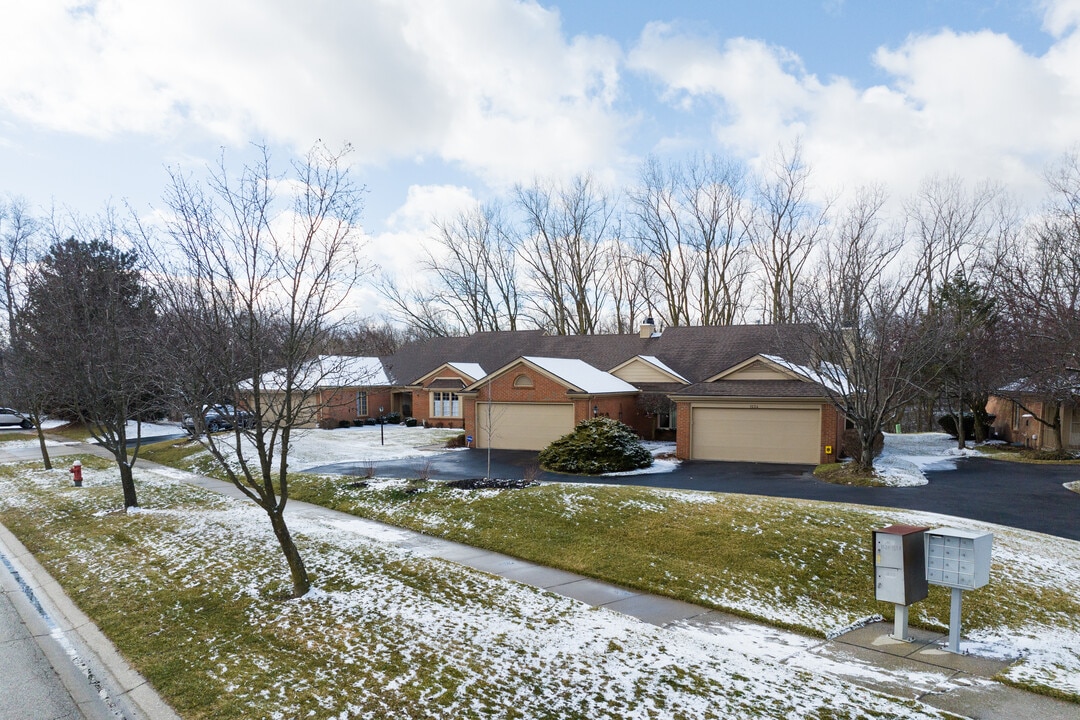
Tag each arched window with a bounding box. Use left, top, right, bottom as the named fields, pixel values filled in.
left=513, top=374, right=534, bottom=388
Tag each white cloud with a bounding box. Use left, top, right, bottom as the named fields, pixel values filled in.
left=0, top=1, right=628, bottom=187
left=628, top=13, right=1080, bottom=206
left=1041, top=0, right=1080, bottom=36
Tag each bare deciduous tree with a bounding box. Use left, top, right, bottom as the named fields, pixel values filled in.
left=628, top=154, right=752, bottom=327
left=800, top=187, right=945, bottom=471
left=424, top=202, right=521, bottom=333
left=747, top=141, right=828, bottom=324
left=0, top=196, right=55, bottom=468
left=155, top=142, right=368, bottom=598
left=994, top=152, right=1080, bottom=449
left=516, top=174, right=613, bottom=335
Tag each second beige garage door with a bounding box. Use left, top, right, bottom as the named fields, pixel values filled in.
left=476, top=403, right=575, bottom=451
left=691, top=406, right=821, bottom=464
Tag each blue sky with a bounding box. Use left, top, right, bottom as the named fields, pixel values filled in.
left=2, top=0, right=1080, bottom=313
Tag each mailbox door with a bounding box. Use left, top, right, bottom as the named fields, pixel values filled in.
left=875, top=566, right=905, bottom=604
left=875, top=533, right=904, bottom=568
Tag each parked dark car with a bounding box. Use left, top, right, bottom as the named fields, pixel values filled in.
left=0, top=408, right=33, bottom=429
left=182, top=404, right=254, bottom=434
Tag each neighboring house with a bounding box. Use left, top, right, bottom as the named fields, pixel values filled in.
left=247, top=355, right=402, bottom=429
left=987, top=376, right=1080, bottom=450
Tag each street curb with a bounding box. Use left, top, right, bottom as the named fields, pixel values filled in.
left=0, top=519, right=181, bottom=720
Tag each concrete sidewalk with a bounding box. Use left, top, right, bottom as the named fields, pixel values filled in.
left=3, top=440, right=1078, bottom=719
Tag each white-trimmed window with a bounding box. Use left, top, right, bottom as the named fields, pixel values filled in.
left=357, top=391, right=368, bottom=416
left=432, top=391, right=460, bottom=417
left=658, top=402, right=677, bottom=430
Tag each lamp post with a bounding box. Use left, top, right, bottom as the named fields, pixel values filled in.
left=379, top=406, right=384, bottom=445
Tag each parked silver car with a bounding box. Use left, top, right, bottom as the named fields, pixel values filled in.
left=0, top=407, right=33, bottom=429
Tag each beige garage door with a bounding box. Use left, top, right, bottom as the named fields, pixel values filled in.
left=476, top=403, right=575, bottom=451
left=691, top=406, right=820, bottom=464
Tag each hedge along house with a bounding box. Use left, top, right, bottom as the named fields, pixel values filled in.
left=669, top=354, right=845, bottom=465
left=460, top=356, right=642, bottom=451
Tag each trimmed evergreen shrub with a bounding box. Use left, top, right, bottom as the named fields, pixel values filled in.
left=539, top=417, right=652, bottom=475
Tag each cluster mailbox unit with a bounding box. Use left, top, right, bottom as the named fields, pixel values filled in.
left=924, top=527, right=993, bottom=653
left=871, top=525, right=993, bottom=652
left=872, top=524, right=929, bottom=641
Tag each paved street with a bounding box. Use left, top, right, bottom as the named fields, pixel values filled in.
left=308, top=450, right=1080, bottom=540
left=0, top=548, right=114, bottom=720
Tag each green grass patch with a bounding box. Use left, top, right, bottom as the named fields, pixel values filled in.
left=286, top=474, right=1080, bottom=646
left=0, top=430, right=38, bottom=443
left=813, top=462, right=889, bottom=487
left=2, top=459, right=945, bottom=719
left=144, top=445, right=1080, bottom=703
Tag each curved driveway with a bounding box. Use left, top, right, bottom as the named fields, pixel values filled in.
left=308, top=450, right=1080, bottom=541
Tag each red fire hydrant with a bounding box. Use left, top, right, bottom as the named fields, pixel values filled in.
left=69, top=460, right=83, bottom=487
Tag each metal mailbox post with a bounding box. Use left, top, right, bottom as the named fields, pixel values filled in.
left=872, top=524, right=929, bottom=641
left=924, top=527, right=993, bottom=654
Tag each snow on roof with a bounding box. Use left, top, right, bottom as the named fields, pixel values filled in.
left=248, top=355, right=390, bottom=391
left=637, top=355, right=689, bottom=383
left=759, top=354, right=849, bottom=394
left=447, top=362, right=486, bottom=381
left=523, top=356, right=638, bottom=394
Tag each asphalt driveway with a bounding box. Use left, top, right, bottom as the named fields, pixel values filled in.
left=307, top=450, right=1080, bottom=541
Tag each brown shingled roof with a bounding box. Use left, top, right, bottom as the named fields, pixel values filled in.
left=381, top=325, right=815, bottom=386
left=671, top=380, right=830, bottom=399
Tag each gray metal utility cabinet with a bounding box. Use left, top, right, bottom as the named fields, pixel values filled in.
left=872, top=524, right=929, bottom=640
left=924, top=527, right=993, bottom=654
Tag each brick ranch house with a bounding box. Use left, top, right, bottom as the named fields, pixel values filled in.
left=278, top=322, right=845, bottom=465
left=986, top=376, right=1080, bottom=451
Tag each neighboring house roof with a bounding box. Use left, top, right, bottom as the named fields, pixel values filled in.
left=463, top=356, right=638, bottom=395
left=446, top=362, right=486, bottom=381
left=383, top=325, right=813, bottom=387
left=607, top=355, right=690, bottom=383
left=522, top=356, right=638, bottom=394
left=996, top=374, right=1080, bottom=396
left=248, top=355, right=390, bottom=391
left=671, top=380, right=834, bottom=399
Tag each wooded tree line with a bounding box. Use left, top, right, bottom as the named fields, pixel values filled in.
left=2, top=142, right=1080, bottom=590
left=385, top=145, right=1080, bottom=462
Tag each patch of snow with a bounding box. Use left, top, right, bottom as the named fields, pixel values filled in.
left=873, top=432, right=983, bottom=487
left=522, top=356, right=638, bottom=394
left=201, top=425, right=463, bottom=471
left=447, top=362, right=485, bottom=381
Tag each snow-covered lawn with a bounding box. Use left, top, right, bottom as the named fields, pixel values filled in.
left=0, top=462, right=956, bottom=719
left=280, top=425, right=465, bottom=467
left=874, top=432, right=984, bottom=486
